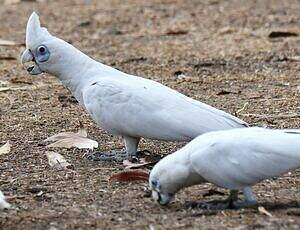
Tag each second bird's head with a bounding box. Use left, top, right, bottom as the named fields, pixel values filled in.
left=149, top=156, right=190, bottom=205
left=21, top=12, right=78, bottom=76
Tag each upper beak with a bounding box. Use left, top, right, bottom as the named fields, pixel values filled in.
left=20, top=49, right=42, bottom=75
left=21, top=49, right=33, bottom=65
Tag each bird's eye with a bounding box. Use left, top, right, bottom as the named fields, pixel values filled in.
left=38, top=46, right=46, bottom=54
left=36, top=45, right=50, bottom=63
left=151, top=180, right=160, bottom=190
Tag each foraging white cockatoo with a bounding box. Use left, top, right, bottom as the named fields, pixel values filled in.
left=0, top=191, right=11, bottom=210
left=21, top=12, right=247, bottom=160
left=150, top=127, right=300, bottom=209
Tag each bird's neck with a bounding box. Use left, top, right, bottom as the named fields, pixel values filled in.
left=48, top=39, right=123, bottom=105
left=168, top=151, right=206, bottom=192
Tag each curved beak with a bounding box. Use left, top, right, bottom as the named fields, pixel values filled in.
left=21, top=49, right=33, bottom=64
left=20, top=49, right=42, bottom=75
left=152, top=190, right=174, bottom=205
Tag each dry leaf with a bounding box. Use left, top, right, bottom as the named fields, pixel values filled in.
left=0, top=141, right=11, bottom=155
left=46, top=137, right=98, bottom=150
left=46, top=151, right=74, bottom=171
left=0, top=39, right=23, bottom=46
left=218, top=26, right=236, bottom=35
left=176, top=74, right=201, bottom=83
left=44, top=128, right=87, bottom=142
left=109, top=170, right=149, bottom=183
left=4, top=0, right=20, bottom=5
left=287, top=56, right=300, bottom=62
left=123, top=158, right=157, bottom=169
left=0, top=191, right=11, bottom=210
left=165, top=29, right=188, bottom=36
left=258, top=206, right=272, bottom=217
left=44, top=126, right=97, bottom=150
left=216, top=90, right=239, bottom=95
left=268, top=31, right=298, bottom=38
left=0, top=87, right=11, bottom=92
left=0, top=56, right=17, bottom=60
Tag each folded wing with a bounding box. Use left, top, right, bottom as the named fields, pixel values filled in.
left=82, top=75, right=247, bottom=140
left=190, top=128, right=300, bottom=189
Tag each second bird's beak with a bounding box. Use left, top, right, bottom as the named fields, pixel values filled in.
left=20, top=49, right=42, bottom=75
left=152, top=190, right=174, bottom=205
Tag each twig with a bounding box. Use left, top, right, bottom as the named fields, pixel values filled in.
left=235, top=102, right=249, bottom=115
left=241, top=113, right=300, bottom=121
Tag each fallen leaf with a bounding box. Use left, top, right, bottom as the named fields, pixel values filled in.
left=0, top=39, right=23, bottom=46
left=46, top=137, right=98, bottom=150
left=258, top=206, right=272, bottom=217
left=0, top=141, right=11, bottom=155
left=123, top=158, right=157, bottom=169
left=0, top=191, right=11, bottom=210
left=165, top=29, right=188, bottom=36
left=0, top=56, right=16, bottom=60
left=202, top=189, right=226, bottom=197
left=44, top=128, right=87, bottom=142
left=44, top=125, right=97, bottom=150
left=268, top=31, right=298, bottom=38
left=46, top=151, right=74, bottom=171
left=216, top=90, right=240, bottom=95
left=0, top=87, right=11, bottom=92
left=218, top=26, right=236, bottom=35
left=287, top=56, right=300, bottom=62
left=176, top=74, right=201, bottom=83
left=248, top=92, right=262, bottom=99
left=10, top=77, right=33, bottom=85
left=109, top=170, right=149, bottom=183
left=4, top=0, right=20, bottom=4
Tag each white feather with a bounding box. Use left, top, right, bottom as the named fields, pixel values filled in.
left=151, top=127, right=300, bottom=195
left=189, top=127, right=300, bottom=189
left=22, top=12, right=247, bottom=154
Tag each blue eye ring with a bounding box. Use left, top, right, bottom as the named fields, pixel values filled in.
left=151, top=180, right=160, bottom=190
left=36, top=45, right=50, bottom=63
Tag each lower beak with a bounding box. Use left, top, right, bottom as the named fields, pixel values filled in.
left=152, top=190, right=174, bottom=205
left=20, top=49, right=42, bottom=75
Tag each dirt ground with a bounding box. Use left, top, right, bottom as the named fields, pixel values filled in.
left=1, top=0, right=300, bottom=229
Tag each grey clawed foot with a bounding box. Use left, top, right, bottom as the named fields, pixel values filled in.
left=85, top=149, right=152, bottom=162
left=86, top=150, right=128, bottom=162
left=230, top=200, right=257, bottom=209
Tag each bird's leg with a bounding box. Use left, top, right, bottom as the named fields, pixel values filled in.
left=190, top=190, right=239, bottom=210
left=124, top=136, right=140, bottom=161
left=231, top=187, right=257, bottom=209
left=85, top=136, right=140, bottom=162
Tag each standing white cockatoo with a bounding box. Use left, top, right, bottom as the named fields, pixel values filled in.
left=149, top=127, right=300, bottom=209
left=21, top=12, right=247, bottom=161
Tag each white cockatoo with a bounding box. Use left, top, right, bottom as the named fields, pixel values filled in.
left=150, top=127, right=300, bottom=209
left=21, top=12, right=247, bottom=160
left=0, top=191, right=11, bottom=210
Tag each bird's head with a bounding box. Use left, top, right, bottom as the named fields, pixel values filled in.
left=149, top=156, right=189, bottom=205
left=21, top=12, right=74, bottom=76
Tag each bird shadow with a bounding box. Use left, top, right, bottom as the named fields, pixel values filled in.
left=184, top=199, right=300, bottom=211
left=260, top=200, right=300, bottom=211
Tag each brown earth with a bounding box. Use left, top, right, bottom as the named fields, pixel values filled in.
left=1, top=0, right=300, bottom=229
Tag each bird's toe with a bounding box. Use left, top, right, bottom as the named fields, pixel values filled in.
left=85, top=150, right=128, bottom=162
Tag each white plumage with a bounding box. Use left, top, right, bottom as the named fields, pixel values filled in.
left=150, top=127, right=300, bottom=208
left=0, top=191, right=11, bottom=210
left=21, top=12, right=247, bottom=159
